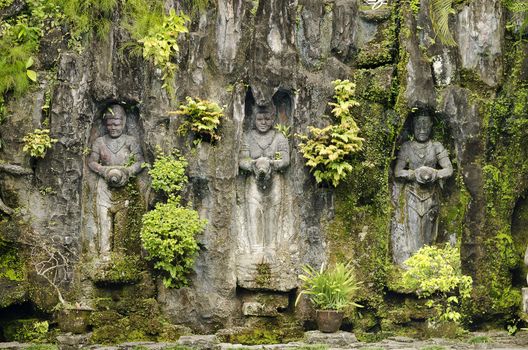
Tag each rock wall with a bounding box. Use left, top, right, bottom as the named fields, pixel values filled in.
left=1, top=0, right=528, bottom=337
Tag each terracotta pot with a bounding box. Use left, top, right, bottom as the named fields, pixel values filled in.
left=315, top=309, right=344, bottom=333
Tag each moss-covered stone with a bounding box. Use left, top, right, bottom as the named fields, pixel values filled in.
left=356, top=17, right=397, bottom=68
left=2, top=319, right=50, bottom=342
left=89, top=253, right=144, bottom=285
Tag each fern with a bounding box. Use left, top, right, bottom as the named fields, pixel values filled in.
left=430, top=0, right=457, bottom=46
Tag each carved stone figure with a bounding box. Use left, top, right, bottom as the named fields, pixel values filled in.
left=239, top=103, right=290, bottom=254
left=88, top=104, right=144, bottom=258
left=392, top=110, right=453, bottom=266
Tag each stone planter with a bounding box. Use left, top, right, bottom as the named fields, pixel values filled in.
left=315, top=310, right=344, bottom=333
left=56, top=307, right=93, bottom=334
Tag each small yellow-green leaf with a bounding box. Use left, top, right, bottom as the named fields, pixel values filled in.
left=26, top=70, right=37, bottom=82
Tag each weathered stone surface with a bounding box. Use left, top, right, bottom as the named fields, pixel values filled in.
left=456, top=0, right=504, bottom=87
left=304, top=330, right=358, bottom=347
left=56, top=333, right=91, bottom=350
left=177, top=335, right=219, bottom=350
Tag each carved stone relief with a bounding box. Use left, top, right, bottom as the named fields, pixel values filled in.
left=236, top=88, right=296, bottom=292
left=391, top=109, right=453, bottom=266
left=84, top=104, right=146, bottom=267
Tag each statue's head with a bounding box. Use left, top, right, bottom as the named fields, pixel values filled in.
left=104, top=104, right=126, bottom=139
left=412, top=108, right=433, bottom=143
left=254, top=104, right=276, bottom=134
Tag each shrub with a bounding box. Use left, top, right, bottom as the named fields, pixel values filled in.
left=297, top=80, right=364, bottom=187
left=141, top=198, right=206, bottom=288
left=173, top=96, right=224, bottom=144
left=148, top=149, right=188, bottom=196
left=401, top=244, right=473, bottom=325
left=140, top=150, right=206, bottom=288
left=22, top=128, right=57, bottom=158
left=296, top=262, right=362, bottom=311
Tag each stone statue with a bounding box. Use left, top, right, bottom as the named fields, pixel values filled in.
left=88, top=104, right=144, bottom=258
left=392, top=109, right=453, bottom=266
left=239, top=103, right=290, bottom=257
left=0, top=164, right=32, bottom=215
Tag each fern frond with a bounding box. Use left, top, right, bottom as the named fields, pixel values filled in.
left=430, top=0, right=457, bottom=46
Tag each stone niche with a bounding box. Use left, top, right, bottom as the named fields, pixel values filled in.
left=235, top=86, right=297, bottom=316
left=81, top=101, right=150, bottom=286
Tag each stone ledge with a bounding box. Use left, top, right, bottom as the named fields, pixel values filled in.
left=304, top=330, right=358, bottom=347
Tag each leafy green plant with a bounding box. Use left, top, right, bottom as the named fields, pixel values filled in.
left=137, top=8, right=189, bottom=89
left=297, top=79, right=364, bottom=187
left=147, top=149, right=188, bottom=197
left=140, top=150, right=206, bottom=288
left=295, top=262, right=363, bottom=311
left=401, top=244, right=473, bottom=325
left=141, top=198, right=206, bottom=288
left=22, top=128, right=57, bottom=158
left=173, top=96, right=224, bottom=144
left=25, top=57, right=37, bottom=82
left=430, top=0, right=457, bottom=46
left=274, top=123, right=291, bottom=138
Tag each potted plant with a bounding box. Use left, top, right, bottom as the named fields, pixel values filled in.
left=296, top=262, right=362, bottom=333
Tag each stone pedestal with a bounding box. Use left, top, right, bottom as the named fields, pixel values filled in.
left=236, top=253, right=297, bottom=292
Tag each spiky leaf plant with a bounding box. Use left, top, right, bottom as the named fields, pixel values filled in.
left=295, top=262, right=363, bottom=311
left=430, top=0, right=457, bottom=46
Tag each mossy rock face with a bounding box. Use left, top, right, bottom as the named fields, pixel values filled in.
left=0, top=278, right=28, bottom=308
left=356, top=19, right=396, bottom=68
left=217, top=316, right=304, bottom=345
left=56, top=308, right=93, bottom=334
left=86, top=296, right=187, bottom=344
left=353, top=66, right=395, bottom=105
left=89, top=253, right=144, bottom=285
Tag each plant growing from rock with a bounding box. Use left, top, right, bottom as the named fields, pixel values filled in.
left=400, top=244, right=473, bottom=326
left=136, top=8, right=189, bottom=92
left=22, top=128, right=57, bottom=158
left=430, top=0, right=457, bottom=46
left=172, top=96, right=224, bottom=144
left=140, top=149, right=206, bottom=288
left=297, top=79, right=364, bottom=187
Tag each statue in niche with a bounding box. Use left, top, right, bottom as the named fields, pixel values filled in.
left=88, top=104, right=144, bottom=259
left=392, top=108, right=453, bottom=266
left=239, top=103, right=290, bottom=258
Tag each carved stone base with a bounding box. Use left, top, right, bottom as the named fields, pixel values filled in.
left=236, top=252, right=297, bottom=292
left=522, top=288, right=528, bottom=313
left=241, top=293, right=289, bottom=317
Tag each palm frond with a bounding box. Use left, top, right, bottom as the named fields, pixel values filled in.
left=430, top=0, right=457, bottom=46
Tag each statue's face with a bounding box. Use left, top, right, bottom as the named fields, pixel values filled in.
left=105, top=115, right=124, bottom=138
left=255, top=112, right=273, bottom=133
left=413, top=114, right=432, bottom=142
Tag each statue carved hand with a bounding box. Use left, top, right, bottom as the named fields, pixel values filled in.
left=252, top=157, right=272, bottom=181
left=104, top=167, right=129, bottom=187
left=415, top=166, right=437, bottom=184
